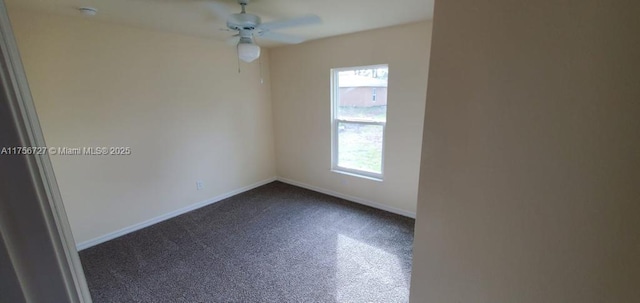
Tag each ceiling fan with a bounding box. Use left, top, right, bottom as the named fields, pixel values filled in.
left=207, top=0, right=322, bottom=63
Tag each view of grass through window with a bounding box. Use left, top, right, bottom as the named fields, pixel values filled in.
left=333, top=65, right=388, bottom=176
left=337, top=122, right=384, bottom=173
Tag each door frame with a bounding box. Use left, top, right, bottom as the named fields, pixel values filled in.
left=0, top=1, right=92, bottom=302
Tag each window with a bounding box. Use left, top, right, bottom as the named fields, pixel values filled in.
left=331, top=64, right=389, bottom=179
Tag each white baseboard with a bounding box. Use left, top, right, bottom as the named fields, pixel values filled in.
left=76, top=176, right=414, bottom=250
left=276, top=177, right=416, bottom=219
left=76, top=177, right=277, bottom=251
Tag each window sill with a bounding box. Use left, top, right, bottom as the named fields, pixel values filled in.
left=331, top=169, right=383, bottom=182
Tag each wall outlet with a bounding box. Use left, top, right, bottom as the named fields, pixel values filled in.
left=196, top=180, right=204, bottom=190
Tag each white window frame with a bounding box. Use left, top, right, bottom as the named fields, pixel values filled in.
left=330, top=64, right=388, bottom=180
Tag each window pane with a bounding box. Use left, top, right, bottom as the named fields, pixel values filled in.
left=337, top=122, right=383, bottom=174
left=337, top=67, right=388, bottom=122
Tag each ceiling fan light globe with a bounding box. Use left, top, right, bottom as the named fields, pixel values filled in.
left=237, top=43, right=260, bottom=63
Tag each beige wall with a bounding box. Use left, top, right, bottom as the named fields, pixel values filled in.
left=9, top=9, right=276, bottom=245
left=270, top=22, right=431, bottom=216
left=411, top=0, right=640, bottom=302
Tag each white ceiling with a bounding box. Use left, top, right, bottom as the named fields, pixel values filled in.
left=5, top=0, right=433, bottom=47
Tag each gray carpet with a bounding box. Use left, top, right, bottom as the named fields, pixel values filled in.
left=80, top=181, right=415, bottom=303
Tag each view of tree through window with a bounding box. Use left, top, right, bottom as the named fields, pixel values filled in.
left=332, top=65, right=388, bottom=178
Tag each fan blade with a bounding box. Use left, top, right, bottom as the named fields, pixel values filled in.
left=257, top=31, right=306, bottom=44
left=258, top=14, right=321, bottom=31
left=205, top=1, right=232, bottom=21
left=226, top=34, right=241, bottom=46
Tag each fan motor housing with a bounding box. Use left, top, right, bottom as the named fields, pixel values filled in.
left=227, top=13, right=261, bottom=31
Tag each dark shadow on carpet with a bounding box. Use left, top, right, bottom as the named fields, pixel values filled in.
left=79, top=181, right=415, bottom=303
